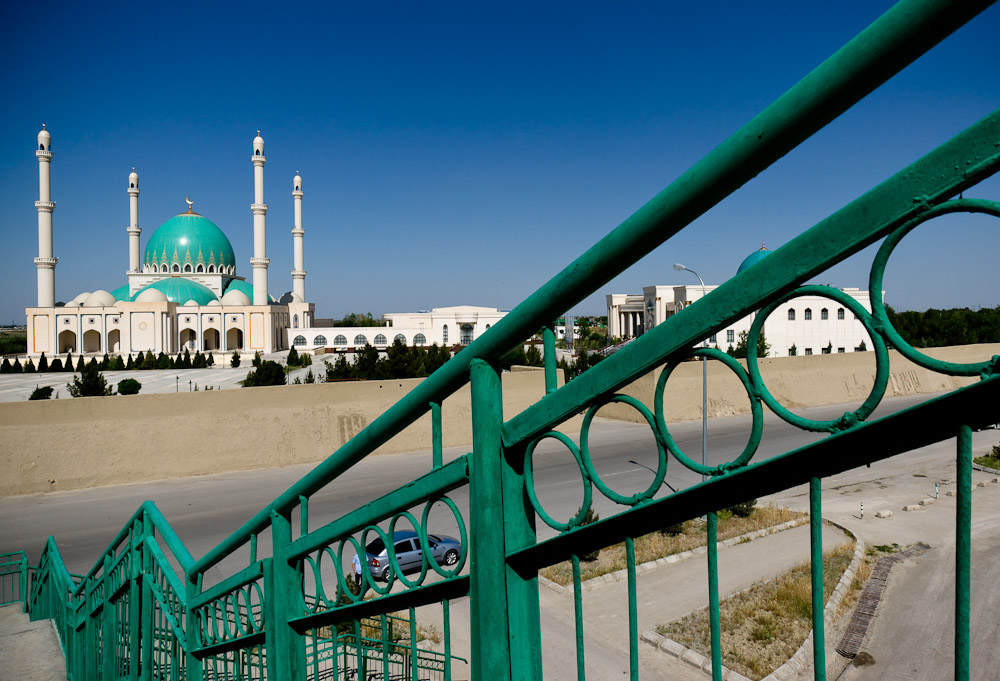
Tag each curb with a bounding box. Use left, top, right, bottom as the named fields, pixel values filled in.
left=640, top=519, right=864, bottom=681
left=538, top=516, right=808, bottom=595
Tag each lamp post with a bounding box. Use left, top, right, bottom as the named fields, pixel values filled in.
left=674, top=263, right=708, bottom=482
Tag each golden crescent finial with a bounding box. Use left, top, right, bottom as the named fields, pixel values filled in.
left=185, top=197, right=194, bottom=211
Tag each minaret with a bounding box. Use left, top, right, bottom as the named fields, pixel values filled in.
left=34, top=125, right=57, bottom=308
left=291, top=171, right=306, bottom=301
left=250, top=131, right=269, bottom=305
left=127, top=167, right=141, bottom=272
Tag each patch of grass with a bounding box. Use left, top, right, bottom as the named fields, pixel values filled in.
left=656, top=543, right=855, bottom=681
left=540, top=505, right=803, bottom=586
left=973, top=453, right=1000, bottom=470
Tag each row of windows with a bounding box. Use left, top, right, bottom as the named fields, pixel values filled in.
left=797, top=347, right=846, bottom=355
left=787, top=307, right=847, bottom=321
left=292, top=333, right=429, bottom=348
left=143, top=263, right=236, bottom=275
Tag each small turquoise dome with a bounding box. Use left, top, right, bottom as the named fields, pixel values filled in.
left=131, top=278, right=219, bottom=305
left=143, top=211, right=236, bottom=273
left=737, top=244, right=770, bottom=275
left=224, top=279, right=276, bottom=303
left=110, top=284, right=130, bottom=301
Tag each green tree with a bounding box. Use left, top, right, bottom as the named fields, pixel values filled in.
left=252, top=351, right=262, bottom=368
left=157, top=352, right=172, bottom=370
left=732, top=330, right=770, bottom=359
left=64, top=352, right=75, bottom=372
left=111, top=355, right=126, bottom=371
left=37, top=352, right=49, bottom=372
left=354, top=343, right=381, bottom=379
left=1, top=357, right=11, bottom=373
left=29, top=385, right=54, bottom=400
left=117, top=378, right=142, bottom=395
left=231, top=350, right=241, bottom=368
left=287, top=346, right=300, bottom=367
left=49, top=357, right=63, bottom=371
left=75, top=355, right=85, bottom=371
left=125, top=353, right=135, bottom=370
left=100, top=353, right=110, bottom=370
left=192, top=351, right=207, bottom=369
left=10, top=358, right=23, bottom=374
left=206, top=352, right=215, bottom=367
left=243, top=360, right=286, bottom=387
left=788, top=344, right=797, bottom=357
left=525, top=345, right=543, bottom=367
left=325, top=354, right=352, bottom=381
left=67, top=362, right=113, bottom=397
left=24, top=357, right=36, bottom=373
left=304, top=368, right=316, bottom=384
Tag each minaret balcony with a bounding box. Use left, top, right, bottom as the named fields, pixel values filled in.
left=250, top=257, right=270, bottom=267
left=252, top=155, right=267, bottom=166
left=34, top=257, right=58, bottom=269
left=127, top=225, right=142, bottom=235
left=291, top=270, right=307, bottom=278
left=292, top=227, right=305, bottom=237
left=35, top=150, right=52, bottom=161
left=35, top=201, right=55, bottom=212
left=251, top=203, right=268, bottom=215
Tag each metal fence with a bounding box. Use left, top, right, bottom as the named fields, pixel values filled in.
left=0, top=551, right=28, bottom=609
left=13, top=1, right=1000, bottom=680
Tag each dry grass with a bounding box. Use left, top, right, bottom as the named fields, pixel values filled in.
left=656, top=542, right=855, bottom=681
left=540, top=505, right=803, bottom=586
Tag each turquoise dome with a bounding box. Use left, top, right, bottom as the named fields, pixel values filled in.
left=224, top=279, right=276, bottom=303
left=143, top=211, right=236, bottom=273
left=131, top=278, right=219, bottom=305
left=737, top=245, right=770, bottom=274
left=110, top=284, right=130, bottom=301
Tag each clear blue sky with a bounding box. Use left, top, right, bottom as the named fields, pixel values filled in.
left=1, top=1, right=997, bottom=325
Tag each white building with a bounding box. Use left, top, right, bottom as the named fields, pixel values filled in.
left=25, top=127, right=314, bottom=358
left=607, top=247, right=877, bottom=358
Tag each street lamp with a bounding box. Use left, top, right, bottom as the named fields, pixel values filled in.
left=674, top=263, right=708, bottom=482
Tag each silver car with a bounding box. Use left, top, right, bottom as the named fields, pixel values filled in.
left=364, top=530, right=461, bottom=582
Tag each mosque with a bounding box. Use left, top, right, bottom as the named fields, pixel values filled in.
left=23, top=126, right=510, bottom=358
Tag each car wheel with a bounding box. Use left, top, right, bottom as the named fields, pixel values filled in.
left=443, top=549, right=459, bottom=566
left=381, top=567, right=392, bottom=582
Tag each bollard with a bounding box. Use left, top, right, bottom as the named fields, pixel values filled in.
left=860, top=501, right=864, bottom=519
left=936, top=483, right=940, bottom=499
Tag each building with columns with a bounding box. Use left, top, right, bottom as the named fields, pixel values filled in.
left=607, top=247, right=878, bottom=358
left=24, top=127, right=316, bottom=358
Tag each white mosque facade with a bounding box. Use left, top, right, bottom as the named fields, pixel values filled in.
left=23, top=126, right=510, bottom=359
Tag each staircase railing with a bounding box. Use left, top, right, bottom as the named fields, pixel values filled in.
left=14, top=1, right=1000, bottom=680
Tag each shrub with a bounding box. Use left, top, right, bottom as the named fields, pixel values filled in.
left=117, top=378, right=142, bottom=395
left=727, top=498, right=758, bottom=518
left=29, top=385, right=54, bottom=400
left=67, top=362, right=113, bottom=397
left=38, top=353, right=49, bottom=372
left=577, top=506, right=601, bottom=562
left=49, top=358, right=63, bottom=371
left=230, top=350, right=241, bottom=368
left=111, top=355, right=126, bottom=371
left=1, top=357, right=11, bottom=373
left=23, top=358, right=36, bottom=373
left=304, top=368, right=316, bottom=384
left=10, top=359, right=23, bottom=373
left=64, top=352, right=75, bottom=372
left=287, top=346, right=300, bottom=367
left=206, top=352, right=215, bottom=366
left=243, top=360, right=286, bottom=387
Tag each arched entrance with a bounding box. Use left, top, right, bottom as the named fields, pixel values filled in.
left=107, top=329, right=120, bottom=353
left=204, top=328, right=220, bottom=351
left=226, top=328, right=243, bottom=351
left=179, top=328, right=198, bottom=352
left=83, top=329, right=102, bottom=353
left=58, top=330, right=77, bottom=353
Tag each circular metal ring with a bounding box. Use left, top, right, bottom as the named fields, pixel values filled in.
left=311, top=547, right=337, bottom=610
left=870, top=198, right=1000, bottom=377
left=747, top=285, right=889, bottom=432
left=335, top=536, right=368, bottom=603
left=233, top=585, right=251, bottom=636
left=580, top=394, right=667, bottom=505
left=655, top=347, right=764, bottom=473
left=421, top=496, right=468, bottom=579
left=524, top=431, right=593, bottom=532
left=249, top=581, right=265, bottom=631
left=389, top=511, right=428, bottom=589
left=222, top=593, right=238, bottom=640
left=359, top=526, right=394, bottom=596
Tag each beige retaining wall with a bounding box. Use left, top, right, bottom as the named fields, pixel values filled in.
left=596, top=343, right=1000, bottom=424
left=0, top=366, right=564, bottom=497
left=2, top=345, right=995, bottom=497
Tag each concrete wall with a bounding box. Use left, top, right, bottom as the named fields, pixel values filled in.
left=0, top=367, right=565, bottom=497
left=2, top=344, right=996, bottom=497
left=596, top=343, right=1000, bottom=424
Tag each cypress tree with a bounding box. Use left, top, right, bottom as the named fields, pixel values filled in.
left=38, top=352, right=49, bottom=372
left=49, top=357, right=63, bottom=371
left=24, top=357, right=36, bottom=373
left=1, top=357, right=11, bottom=373
left=76, top=355, right=86, bottom=372
left=11, top=358, right=23, bottom=373
left=125, top=353, right=135, bottom=370
left=64, top=352, right=75, bottom=371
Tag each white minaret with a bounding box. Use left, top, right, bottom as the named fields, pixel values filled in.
left=34, top=125, right=57, bottom=308
left=250, top=131, right=269, bottom=305
left=291, top=171, right=306, bottom=301
left=127, top=167, right=141, bottom=272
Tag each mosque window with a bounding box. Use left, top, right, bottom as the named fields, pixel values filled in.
left=442, top=325, right=449, bottom=344
left=334, top=335, right=347, bottom=346
left=460, top=324, right=473, bottom=345
left=293, top=314, right=299, bottom=328
left=40, top=144, right=45, bottom=150
left=161, top=264, right=168, bottom=273
left=805, top=348, right=813, bottom=355
left=354, top=334, right=367, bottom=345
left=130, top=182, right=134, bottom=188
left=184, top=264, right=192, bottom=273
left=196, top=264, right=204, bottom=273
left=314, top=335, right=327, bottom=347
left=293, top=335, right=306, bottom=347
left=710, top=333, right=717, bottom=343
left=726, top=330, right=734, bottom=343
left=838, top=308, right=845, bottom=320
left=804, top=308, right=812, bottom=320
left=414, top=333, right=427, bottom=346
left=485, top=324, right=490, bottom=330
left=821, top=308, right=829, bottom=320
left=172, top=264, right=180, bottom=273
left=374, top=334, right=387, bottom=345
left=208, top=265, right=215, bottom=273
left=788, top=309, right=795, bottom=321
left=395, top=334, right=406, bottom=344
left=255, top=149, right=260, bottom=155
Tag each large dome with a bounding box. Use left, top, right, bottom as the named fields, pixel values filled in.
left=143, top=211, right=236, bottom=273
left=736, top=244, right=770, bottom=275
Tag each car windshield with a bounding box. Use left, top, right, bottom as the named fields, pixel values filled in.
left=366, top=538, right=385, bottom=555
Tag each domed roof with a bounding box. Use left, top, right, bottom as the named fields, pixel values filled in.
left=224, top=279, right=275, bottom=303
left=84, top=290, right=117, bottom=307
left=220, top=289, right=251, bottom=306
left=134, top=287, right=168, bottom=303
left=737, top=244, right=770, bottom=275
left=131, top=278, right=219, bottom=305
left=111, top=284, right=130, bottom=302
left=143, top=211, right=236, bottom=272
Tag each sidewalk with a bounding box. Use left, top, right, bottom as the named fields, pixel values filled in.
left=0, top=605, right=65, bottom=681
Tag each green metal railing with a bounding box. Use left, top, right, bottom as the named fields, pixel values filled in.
left=11, top=1, right=1000, bottom=680
left=0, top=551, right=28, bottom=609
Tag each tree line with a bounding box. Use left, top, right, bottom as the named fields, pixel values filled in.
left=886, top=305, right=1000, bottom=348
left=1, top=349, right=216, bottom=374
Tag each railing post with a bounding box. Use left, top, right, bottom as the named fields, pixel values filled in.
left=102, top=554, right=114, bottom=681
left=810, top=477, right=826, bottom=681
left=139, top=515, right=154, bottom=681
left=431, top=400, right=443, bottom=468
left=184, top=575, right=204, bottom=681
left=543, top=324, right=557, bottom=394
left=956, top=424, right=972, bottom=681
left=129, top=519, right=142, bottom=681
left=469, top=358, right=542, bottom=681
left=267, top=509, right=306, bottom=681
left=19, top=552, right=27, bottom=613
